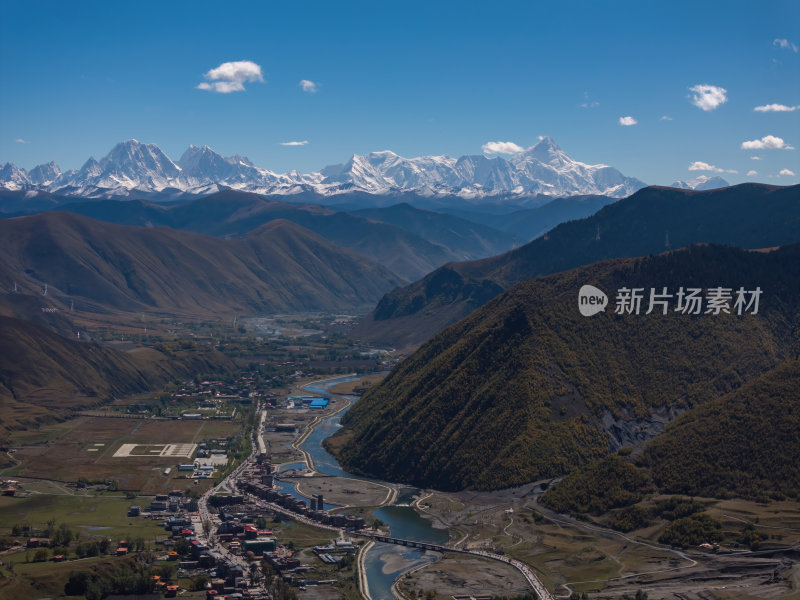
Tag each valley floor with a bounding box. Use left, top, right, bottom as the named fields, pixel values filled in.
left=402, top=485, right=800, bottom=599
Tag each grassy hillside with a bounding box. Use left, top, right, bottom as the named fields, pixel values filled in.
left=0, top=211, right=404, bottom=318
left=0, top=316, right=235, bottom=435
left=356, top=183, right=800, bottom=347
left=329, top=244, right=800, bottom=491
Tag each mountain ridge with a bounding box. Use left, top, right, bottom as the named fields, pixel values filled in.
left=11, top=191, right=518, bottom=281
left=0, top=211, right=406, bottom=318
left=355, top=183, right=800, bottom=348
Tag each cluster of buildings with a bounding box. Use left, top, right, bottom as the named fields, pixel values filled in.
left=130, top=490, right=197, bottom=515
left=285, top=396, right=330, bottom=409
left=140, top=500, right=261, bottom=597
left=210, top=498, right=359, bottom=585
left=152, top=374, right=282, bottom=420
left=235, top=454, right=367, bottom=531
left=2, top=479, right=18, bottom=496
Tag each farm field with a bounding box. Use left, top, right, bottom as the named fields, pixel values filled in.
left=0, top=494, right=168, bottom=547
left=4, top=416, right=242, bottom=494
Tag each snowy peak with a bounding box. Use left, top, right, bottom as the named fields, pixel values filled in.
left=101, top=139, right=182, bottom=179
left=178, top=145, right=232, bottom=178
left=517, top=136, right=564, bottom=164
left=0, top=163, right=30, bottom=190
left=1, top=138, right=648, bottom=201
left=28, top=161, right=62, bottom=185
left=671, top=175, right=730, bottom=191
left=78, top=157, right=102, bottom=178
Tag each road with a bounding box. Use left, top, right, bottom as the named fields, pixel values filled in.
left=195, top=401, right=267, bottom=588
left=356, top=532, right=553, bottom=600
left=199, top=387, right=555, bottom=600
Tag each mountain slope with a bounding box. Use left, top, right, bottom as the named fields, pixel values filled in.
left=351, top=203, right=517, bottom=260
left=539, top=358, right=800, bottom=514
left=330, top=244, right=800, bottom=491
left=356, top=183, right=800, bottom=348
left=642, top=357, right=800, bottom=500
left=430, top=194, right=616, bottom=243
left=0, top=212, right=405, bottom=317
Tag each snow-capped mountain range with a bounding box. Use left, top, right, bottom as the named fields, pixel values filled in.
left=669, top=175, right=730, bottom=191
left=1, top=138, right=648, bottom=202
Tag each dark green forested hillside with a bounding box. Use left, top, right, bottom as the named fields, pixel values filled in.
left=329, top=244, right=800, bottom=491
left=539, top=358, right=800, bottom=514
left=643, top=357, right=800, bottom=500
left=539, top=454, right=653, bottom=515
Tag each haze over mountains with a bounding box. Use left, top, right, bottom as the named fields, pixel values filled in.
left=356, top=183, right=800, bottom=347
left=0, top=191, right=521, bottom=281
left=0, top=138, right=647, bottom=201
left=0, top=211, right=405, bottom=317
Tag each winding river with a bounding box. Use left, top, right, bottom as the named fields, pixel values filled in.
left=297, top=376, right=448, bottom=599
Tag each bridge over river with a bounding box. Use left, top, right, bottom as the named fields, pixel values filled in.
left=356, top=531, right=555, bottom=600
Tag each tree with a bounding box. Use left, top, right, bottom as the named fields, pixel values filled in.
left=53, top=523, right=75, bottom=546
left=64, top=571, right=91, bottom=596
left=33, top=548, right=49, bottom=562
left=192, top=573, right=210, bottom=591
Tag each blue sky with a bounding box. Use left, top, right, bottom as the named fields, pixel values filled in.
left=1, top=0, right=798, bottom=186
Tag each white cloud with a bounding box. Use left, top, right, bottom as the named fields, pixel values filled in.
left=196, top=60, right=264, bottom=93
left=660, top=115, right=673, bottom=121
left=280, top=141, right=308, bottom=146
left=482, top=141, right=525, bottom=154
left=688, top=84, right=728, bottom=111
left=689, top=161, right=737, bottom=174
left=750, top=156, right=762, bottom=160
left=618, top=116, right=637, bottom=126
left=15, top=138, right=26, bottom=144
left=747, top=170, right=758, bottom=176
left=741, top=135, right=795, bottom=150
left=754, top=103, right=800, bottom=112
left=774, top=38, right=799, bottom=52
left=299, top=80, right=318, bottom=93
left=779, top=168, right=796, bottom=176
